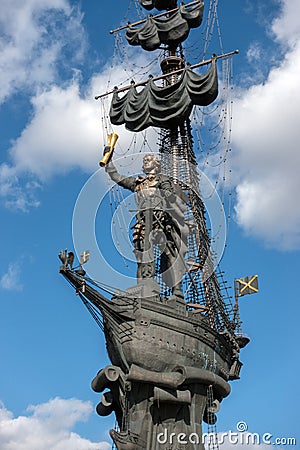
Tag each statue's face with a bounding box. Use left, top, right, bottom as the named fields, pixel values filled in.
left=142, top=154, right=158, bottom=173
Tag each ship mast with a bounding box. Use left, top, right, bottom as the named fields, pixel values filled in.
left=156, top=4, right=232, bottom=333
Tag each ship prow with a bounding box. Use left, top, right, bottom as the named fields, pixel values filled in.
left=60, top=266, right=244, bottom=387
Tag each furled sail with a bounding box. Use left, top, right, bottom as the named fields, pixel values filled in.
left=138, top=0, right=177, bottom=11
left=126, top=3, right=204, bottom=51
left=110, top=58, right=218, bottom=132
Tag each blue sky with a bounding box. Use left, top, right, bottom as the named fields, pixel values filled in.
left=0, top=0, right=299, bottom=449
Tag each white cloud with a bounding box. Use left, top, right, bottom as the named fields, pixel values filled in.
left=0, top=1, right=160, bottom=210
left=246, top=42, right=262, bottom=63
left=0, top=398, right=110, bottom=450
left=0, top=0, right=89, bottom=209
left=0, top=48, right=158, bottom=184
left=9, top=81, right=100, bottom=178
left=0, top=261, right=23, bottom=292
left=232, top=0, right=300, bottom=249
left=0, top=0, right=86, bottom=104
left=5, top=63, right=157, bottom=180
left=0, top=31, right=158, bottom=209
left=0, top=164, right=41, bottom=212
left=271, top=0, right=300, bottom=46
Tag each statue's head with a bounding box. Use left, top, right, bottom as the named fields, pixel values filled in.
left=142, top=153, right=161, bottom=174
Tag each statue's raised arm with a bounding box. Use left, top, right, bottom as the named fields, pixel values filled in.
left=105, top=160, right=137, bottom=192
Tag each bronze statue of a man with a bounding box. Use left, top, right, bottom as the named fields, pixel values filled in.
left=105, top=153, right=188, bottom=298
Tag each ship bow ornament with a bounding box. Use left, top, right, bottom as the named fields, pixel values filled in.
left=59, top=1, right=252, bottom=449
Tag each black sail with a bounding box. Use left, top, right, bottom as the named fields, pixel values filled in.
left=110, top=58, right=218, bottom=132
left=138, top=0, right=177, bottom=11
left=126, top=3, right=204, bottom=51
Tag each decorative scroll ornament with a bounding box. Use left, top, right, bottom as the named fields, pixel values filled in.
left=110, top=58, right=218, bottom=132
left=126, top=2, right=204, bottom=51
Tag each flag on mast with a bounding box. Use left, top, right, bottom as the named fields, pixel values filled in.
left=235, top=275, right=259, bottom=297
